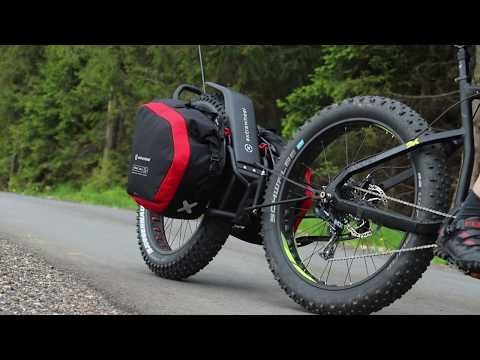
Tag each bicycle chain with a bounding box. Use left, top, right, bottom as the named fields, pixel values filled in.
left=325, top=185, right=451, bottom=262
left=327, top=244, right=438, bottom=262
left=348, top=185, right=456, bottom=219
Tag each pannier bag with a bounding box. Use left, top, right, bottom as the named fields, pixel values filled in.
left=127, top=99, right=225, bottom=219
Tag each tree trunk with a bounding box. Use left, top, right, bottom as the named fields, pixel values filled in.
left=471, top=46, right=480, bottom=187
left=9, top=153, right=18, bottom=178
left=103, top=89, right=119, bottom=164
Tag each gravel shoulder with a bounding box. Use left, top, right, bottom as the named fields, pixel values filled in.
left=0, top=233, right=130, bottom=315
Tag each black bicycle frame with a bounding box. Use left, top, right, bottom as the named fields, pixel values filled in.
left=327, top=46, right=480, bottom=235
left=199, top=46, right=480, bottom=236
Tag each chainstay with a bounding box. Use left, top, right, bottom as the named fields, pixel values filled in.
left=347, top=185, right=455, bottom=219
left=253, top=160, right=451, bottom=261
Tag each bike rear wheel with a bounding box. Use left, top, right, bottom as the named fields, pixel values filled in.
left=138, top=206, right=231, bottom=280
left=262, top=96, right=450, bottom=315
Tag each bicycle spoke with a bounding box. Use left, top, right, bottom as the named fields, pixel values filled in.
left=181, top=220, right=189, bottom=248
left=324, top=259, right=334, bottom=285
left=345, top=239, right=362, bottom=283
left=342, top=242, right=353, bottom=285
left=278, top=120, right=416, bottom=289
left=302, top=240, right=322, bottom=269
left=295, top=222, right=329, bottom=237
left=168, top=219, right=175, bottom=244
left=322, top=142, right=331, bottom=183
left=361, top=241, right=370, bottom=276
left=345, top=126, right=349, bottom=167
left=172, top=220, right=183, bottom=248
left=148, top=214, right=203, bottom=255
left=370, top=251, right=378, bottom=271
left=352, top=132, right=367, bottom=163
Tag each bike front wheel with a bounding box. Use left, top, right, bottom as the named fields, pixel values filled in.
left=262, top=96, right=450, bottom=315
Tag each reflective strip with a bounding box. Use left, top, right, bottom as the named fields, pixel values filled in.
left=405, top=138, right=421, bottom=149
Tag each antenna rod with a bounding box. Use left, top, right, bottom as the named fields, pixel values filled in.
left=198, top=45, right=206, bottom=93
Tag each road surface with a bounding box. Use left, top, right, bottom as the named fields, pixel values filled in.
left=0, top=192, right=478, bottom=315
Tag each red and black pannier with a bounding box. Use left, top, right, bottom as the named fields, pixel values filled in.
left=127, top=99, right=225, bottom=219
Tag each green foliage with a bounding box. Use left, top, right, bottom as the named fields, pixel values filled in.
left=204, top=45, right=324, bottom=129
left=0, top=45, right=466, bottom=194
left=23, top=183, right=137, bottom=210
left=279, top=45, right=458, bottom=138
left=0, top=45, right=324, bottom=192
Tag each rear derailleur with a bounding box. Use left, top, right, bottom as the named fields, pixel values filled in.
left=314, top=180, right=387, bottom=261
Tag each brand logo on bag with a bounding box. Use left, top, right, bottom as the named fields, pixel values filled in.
left=177, top=201, right=199, bottom=215
left=135, top=154, right=151, bottom=162
left=132, top=165, right=149, bottom=177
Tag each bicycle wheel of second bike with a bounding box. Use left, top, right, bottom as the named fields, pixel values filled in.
left=262, top=96, right=450, bottom=315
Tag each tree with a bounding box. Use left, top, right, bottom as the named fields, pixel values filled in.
left=0, top=46, right=46, bottom=190
left=75, top=46, right=132, bottom=187
left=8, top=46, right=89, bottom=190
left=3, top=45, right=465, bottom=194
left=203, top=45, right=324, bottom=130
left=278, top=45, right=459, bottom=138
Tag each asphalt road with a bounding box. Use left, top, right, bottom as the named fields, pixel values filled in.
left=0, top=192, right=479, bottom=315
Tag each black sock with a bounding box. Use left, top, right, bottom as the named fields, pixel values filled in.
left=457, top=192, right=480, bottom=219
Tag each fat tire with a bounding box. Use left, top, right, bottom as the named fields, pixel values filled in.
left=262, top=96, right=450, bottom=315
left=137, top=207, right=231, bottom=280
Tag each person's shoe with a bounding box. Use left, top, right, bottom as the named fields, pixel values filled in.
left=436, top=215, right=480, bottom=274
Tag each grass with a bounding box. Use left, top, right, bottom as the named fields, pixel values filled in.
left=21, top=183, right=138, bottom=210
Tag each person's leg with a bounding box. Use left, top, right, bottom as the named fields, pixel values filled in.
left=436, top=175, right=480, bottom=273
left=473, top=176, right=480, bottom=196
left=455, top=178, right=480, bottom=219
